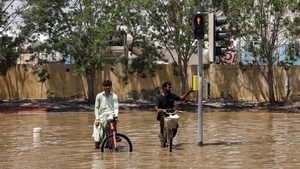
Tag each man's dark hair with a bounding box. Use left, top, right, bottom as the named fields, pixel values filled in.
left=162, top=81, right=171, bottom=88
left=103, top=80, right=112, bottom=86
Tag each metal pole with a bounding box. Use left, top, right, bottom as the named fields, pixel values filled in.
left=197, top=39, right=204, bottom=146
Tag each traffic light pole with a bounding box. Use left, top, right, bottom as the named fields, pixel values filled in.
left=193, top=5, right=205, bottom=146
left=197, top=39, right=204, bottom=146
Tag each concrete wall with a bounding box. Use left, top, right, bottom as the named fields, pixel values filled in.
left=205, top=65, right=300, bottom=101
left=1, top=64, right=300, bottom=102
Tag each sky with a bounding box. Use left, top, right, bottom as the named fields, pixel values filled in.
left=2, top=0, right=25, bottom=36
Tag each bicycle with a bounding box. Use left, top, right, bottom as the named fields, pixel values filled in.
left=100, top=117, right=133, bottom=152
left=161, top=109, right=179, bottom=152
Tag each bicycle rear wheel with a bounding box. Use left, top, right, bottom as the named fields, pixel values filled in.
left=100, top=133, right=133, bottom=152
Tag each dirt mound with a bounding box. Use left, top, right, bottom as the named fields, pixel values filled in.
left=0, top=99, right=300, bottom=114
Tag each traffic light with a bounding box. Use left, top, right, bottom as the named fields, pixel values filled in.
left=193, top=13, right=205, bottom=39
left=208, top=13, right=227, bottom=62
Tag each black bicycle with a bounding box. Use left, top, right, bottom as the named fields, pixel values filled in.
left=100, top=117, right=133, bottom=152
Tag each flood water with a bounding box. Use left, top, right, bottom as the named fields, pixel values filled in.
left=0, top=111, right=300, bottom=169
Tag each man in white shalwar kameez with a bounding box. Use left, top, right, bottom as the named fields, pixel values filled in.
left=92, top=80, right=119, bottom=149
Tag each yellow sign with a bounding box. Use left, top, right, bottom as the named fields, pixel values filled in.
left=193, top=76, right=198, bottom=91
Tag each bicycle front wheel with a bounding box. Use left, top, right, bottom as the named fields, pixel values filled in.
left=100, top=133, right=133, bottom=152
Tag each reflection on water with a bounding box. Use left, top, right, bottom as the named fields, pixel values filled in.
left=0, top=111, right=300, bottom=169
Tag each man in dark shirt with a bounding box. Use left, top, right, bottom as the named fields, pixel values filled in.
left=155, top=81, right=193, bottom=147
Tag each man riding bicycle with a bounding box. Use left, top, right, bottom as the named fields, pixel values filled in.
left=92, top=80, right=119, bottom=149
left=155, top=81, right=194, bottom=147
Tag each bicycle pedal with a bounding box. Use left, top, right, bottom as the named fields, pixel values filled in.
left=113, top=147, right=120, bottom=152
left=160, top=142, right=166, bottom=148
left=116, top=137, right=122, bottom=142
left=158, top=133, right=163, bottom=138
left=167, top=143, right=175, bottom=148
left=160, top=139, right=167, bottom=148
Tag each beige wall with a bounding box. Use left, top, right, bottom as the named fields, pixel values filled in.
left=1, top=64, right=300, bottom=102
left=205, top=65, right=300, bottom=101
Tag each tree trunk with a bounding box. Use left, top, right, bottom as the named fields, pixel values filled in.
left=285, top=72, right=291, bottom=101
left=267, top=64, right=275, bottom=104
left=179, top=75, right=186, bottom=95
left=179, top=63, right=189, bottom=95
left=87, top=70, right=95, bottom=103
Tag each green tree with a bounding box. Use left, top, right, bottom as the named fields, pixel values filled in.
left=23, top=0, right=122, bottom=102
left=0, top=0, right=24, bottom=75
left=218, top=0, right=300, bottom=104
left=120, top=0, right=200, bottom=94
left=109, top=0, right=164, bottom=82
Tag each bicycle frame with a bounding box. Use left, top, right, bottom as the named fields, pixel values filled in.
left=107, top=119, right=118, bottom=150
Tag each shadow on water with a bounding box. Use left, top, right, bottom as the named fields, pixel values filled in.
left=202, top=141, right=248, bottom=146
left=171, top=143, right=186, bottom=150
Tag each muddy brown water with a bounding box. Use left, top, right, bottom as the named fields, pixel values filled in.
left=0, top=111, right=299, bottom=169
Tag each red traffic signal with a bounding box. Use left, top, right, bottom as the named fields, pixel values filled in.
left=193, top=14, right=205, bottom=39
left=196, top=16, right=202, bottom=25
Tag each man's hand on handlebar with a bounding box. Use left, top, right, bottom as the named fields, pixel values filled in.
left=157, top=108, right=176, bottom=114
left=113, top=116, right=119, bottom=122
left=157, top=109, right=165, bottom=113
left=95, top=119, right=100, bottom=126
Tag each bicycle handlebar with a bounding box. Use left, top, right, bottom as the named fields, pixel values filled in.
left=107, top=116, right=118, bottom=123
left=162, top=109, right=178, bottom=115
